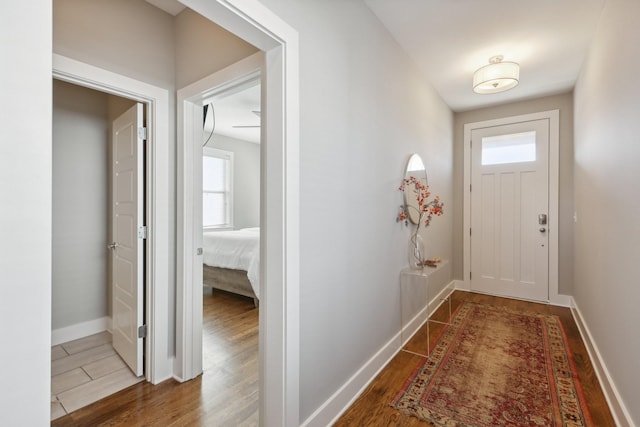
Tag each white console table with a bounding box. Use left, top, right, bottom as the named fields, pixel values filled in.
left=400, top=261, right=452, bottom=357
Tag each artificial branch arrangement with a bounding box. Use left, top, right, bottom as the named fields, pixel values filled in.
left=397, top=176, right=444, bottom=268
left=397, top=176, right=444, bottom=228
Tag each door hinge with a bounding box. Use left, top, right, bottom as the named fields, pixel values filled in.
left=138, top=324, right=147, bottom=338
left=470, top=271, right=472, bottom=280
left=138, top=126, right=147, bottom=140
left=138, top=226, right=147, bottom=239
left=470, top=184, right=472, bottom=192
left=470, top=228, right=472, bottom=236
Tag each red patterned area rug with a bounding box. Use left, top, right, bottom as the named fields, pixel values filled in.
left=392, top=302, right=594, bottom=426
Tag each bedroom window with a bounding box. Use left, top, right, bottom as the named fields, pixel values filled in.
left=203, top=147, right=233, bottom=229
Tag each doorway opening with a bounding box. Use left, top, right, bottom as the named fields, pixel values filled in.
left=201, top=71, right=262, bottom=422
left=176, top=51, right=262, bottom=373
left=51, top=79, right=147, bottom=419
left=52, top=52, right=173, bottom=387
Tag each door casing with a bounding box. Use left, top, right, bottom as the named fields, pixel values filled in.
left=462, top=110, right=569, bottom=306
left=176, top=1, right=300, bottom=426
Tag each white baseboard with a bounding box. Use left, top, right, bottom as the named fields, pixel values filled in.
left=570, top=298, right=635, bottom=427
left=299, top=321, right=402, bottom=427
left=150, top=355, right=175, bottom=385
left=300, top=280, right=456, bottom=427
left=550, top=293, right=572, bottom=307
left=51, top=316, right=110, bottom=346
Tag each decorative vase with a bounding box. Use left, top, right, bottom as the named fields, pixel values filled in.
left=408, top=232, right=425, bottom=269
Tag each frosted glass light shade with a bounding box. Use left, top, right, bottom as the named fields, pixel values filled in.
left=473, top=59, right=519, bottom=94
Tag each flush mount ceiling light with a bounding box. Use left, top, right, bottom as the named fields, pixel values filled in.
left=473, top=55, right=520, bottom=94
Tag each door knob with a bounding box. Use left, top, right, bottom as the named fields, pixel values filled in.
left=539, top=227, right=546, bottom=233
left=107, top=242, right=119, bottom=250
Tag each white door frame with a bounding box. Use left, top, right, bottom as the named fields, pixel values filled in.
left=52, top=54, right=172, bottom=383
left=177, top=1, right=300, bottom=426
left=462, top=110, right=569, bottom=306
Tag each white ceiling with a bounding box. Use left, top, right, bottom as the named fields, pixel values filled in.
left=148, top=0, right=606, bottom=114
left=364, top=0, right=606, bottom=111
left=207, top=83, right=262, bottom=144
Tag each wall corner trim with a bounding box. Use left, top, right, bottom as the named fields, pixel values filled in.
left=570, top=297, right=635, bottom=427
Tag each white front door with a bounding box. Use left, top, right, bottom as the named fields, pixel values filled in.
left=111, top=103, right=144, bottom=376
left=470, top=118, right=549, bottom=301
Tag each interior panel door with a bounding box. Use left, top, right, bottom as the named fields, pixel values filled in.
left=111, top=103, right=144, bottom=376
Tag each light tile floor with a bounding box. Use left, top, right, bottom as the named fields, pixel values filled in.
left=51, top=331, right=143, bottom=420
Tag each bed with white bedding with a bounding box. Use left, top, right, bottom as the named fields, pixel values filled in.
left=202, top=227, right=260, bottom=303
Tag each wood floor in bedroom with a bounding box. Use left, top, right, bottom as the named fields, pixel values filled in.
left=51, top=289, right=259, bottom=426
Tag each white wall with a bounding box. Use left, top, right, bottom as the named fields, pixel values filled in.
left=174, top=8, right=259, bottom=89
left=250, top=0, right=454, bottom=420
left=0, top=1, right=52, bottom=425
left=52, top=80, right=109, bottom=330
left=573, top=0, right=640, bottom=423
left=453, top=93, right=575, bottom=295
left=206, top=134, right=261, bottom=229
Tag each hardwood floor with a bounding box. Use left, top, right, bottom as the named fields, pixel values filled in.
left=51, top=290, right=614, bottom=426
left=51, top=289, right=258, bottom=427
left=334, top=291, right=616, bottom=426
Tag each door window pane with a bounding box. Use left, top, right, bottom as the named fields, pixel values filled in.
left=482, top=131, right=536, bottom=165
